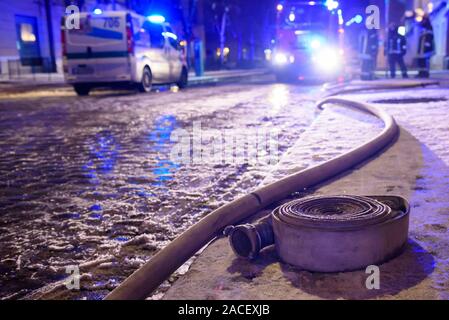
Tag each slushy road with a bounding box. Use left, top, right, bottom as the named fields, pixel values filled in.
left=0, top=79, right=319, bottom=299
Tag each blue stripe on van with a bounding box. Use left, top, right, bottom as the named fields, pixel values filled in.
left=87, top=27, right=123, bottom=40
left=66, top=51, right=129, bottom=59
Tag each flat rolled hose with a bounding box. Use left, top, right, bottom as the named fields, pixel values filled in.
left=228, top=195, right=410, bottom=272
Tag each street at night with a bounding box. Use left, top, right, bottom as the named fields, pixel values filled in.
left=0, top=78, right=319, bottom=299
left=0, top=0, right=449, bottom=312
left=1, top=75, right=449, bottom=301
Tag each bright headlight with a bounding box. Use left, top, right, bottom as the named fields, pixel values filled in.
left=310, top=39, right=321, bottom=50
left=312, top=48, right=342, bottom=72
left=274, top=53, right=288, bottom=65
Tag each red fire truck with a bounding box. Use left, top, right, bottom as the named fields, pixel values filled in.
left=272, top=1, right=345, bottom=81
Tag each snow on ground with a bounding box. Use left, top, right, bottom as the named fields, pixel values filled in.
left=262, top=104, right=384, bottom=184
left=0, top=83, right=319, bottom=299
left=353, top=88, right=449, bottom=298
left=164, top=85, right=449, bottom=300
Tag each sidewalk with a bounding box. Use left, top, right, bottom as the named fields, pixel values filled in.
left=188, top=69, right=268, bottom=85
left=163, top=81, right=449, bottom=300
left=0, top=73, right=64, bottom=85
left=374, top=69, right=449, bottom=85
left=0, top=69, right=268, bottom=94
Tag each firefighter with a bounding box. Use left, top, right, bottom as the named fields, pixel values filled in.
left=416, top=16, right=435, bottom=78
left=385, top=24, right=409, bottom=79
left=359, top=28, right=379, bottom=80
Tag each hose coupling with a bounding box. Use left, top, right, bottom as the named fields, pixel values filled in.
left=225, top=217, right=274, bottom=260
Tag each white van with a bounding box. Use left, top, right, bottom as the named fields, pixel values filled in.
left=62, top=11, right=188, bottom=96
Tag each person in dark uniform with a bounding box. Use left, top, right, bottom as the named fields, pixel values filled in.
left=359, top=28, right=379, bottom=80
left=416, top=16, right=435, bottom=78
left=385, top=24, right=408, bottom=79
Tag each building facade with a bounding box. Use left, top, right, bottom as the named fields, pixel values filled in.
left=0, top=0, right=67, bottom=78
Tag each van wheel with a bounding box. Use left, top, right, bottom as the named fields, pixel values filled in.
left=177, top=68, right=188, bottom=89
left=74, top=84, right=91, bottom=96
left=138, top=67, right=152, bottom=93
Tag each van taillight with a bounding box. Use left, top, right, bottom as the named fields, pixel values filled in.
left=126, top=15, right=134, bottom=55
left=127, top=26, right=134, bottom=54
left=61, top=29, right=67, bottom=57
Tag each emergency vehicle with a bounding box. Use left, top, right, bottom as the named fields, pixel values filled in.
left=272, top=1, right=345, bottom=81
left=62, top=11, right=188, bottom=96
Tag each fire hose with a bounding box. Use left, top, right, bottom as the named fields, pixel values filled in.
left=322, top=79, right=439, bottom=97
left=106, top=80, right=437, bottom=300
left=226, top=195, right=409, bottom=272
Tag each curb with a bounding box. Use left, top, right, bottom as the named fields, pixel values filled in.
left=188, top=70, right=269, bottom=86
left=0, top=69, right=270, bottom=95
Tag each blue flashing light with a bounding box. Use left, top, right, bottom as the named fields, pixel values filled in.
left=147, top=15, right=166, bottom=24
left=325, top=0, right=339, bottom=11
left=93, top=8, right=103, bottom=15
left=346, top=14, right=363, bottom=27
left=337, top=9, right=344, bottom=25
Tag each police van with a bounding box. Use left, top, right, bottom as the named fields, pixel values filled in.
left=62, top=11, right=188, bottom=96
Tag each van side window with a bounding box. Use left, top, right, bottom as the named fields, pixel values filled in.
left=164, top=26, right=180, bottom=50
left=147, top=23, right=165, bottom=49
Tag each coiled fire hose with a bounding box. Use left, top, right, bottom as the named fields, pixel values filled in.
left=106, top=80, right=437, bottom=300
left=226, top=195, right=409, bottom=272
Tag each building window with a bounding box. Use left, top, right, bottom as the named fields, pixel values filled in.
left=15, top=15, right=42, bottom=66
left=20, top=23, right=37, bottom=42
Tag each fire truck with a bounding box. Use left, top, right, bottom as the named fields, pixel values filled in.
left=272, top=0, right=345, bottom=81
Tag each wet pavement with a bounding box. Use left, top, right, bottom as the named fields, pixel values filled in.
left=0, top=79, right=320, bottom=299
